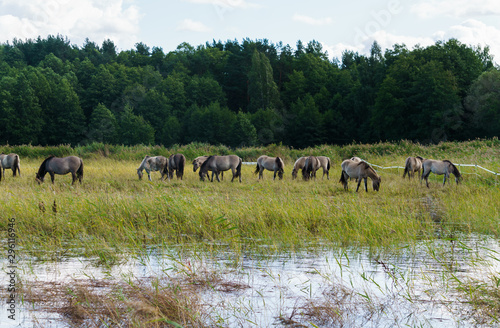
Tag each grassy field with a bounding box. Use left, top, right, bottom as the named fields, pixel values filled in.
left=2, top=140, right=500, bottom=327
left=1, top=139, right=499, bottom=259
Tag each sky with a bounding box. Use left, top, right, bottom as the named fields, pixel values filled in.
left=1, top=0, right=500, bottom=63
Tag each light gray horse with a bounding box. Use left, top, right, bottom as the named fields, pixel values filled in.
left=255, top=155, right=285, bottom=180
left=137, top=155, right=168, bottom=181
left=339, top=159, right=381, bottom=192
left=317, top=156, right=331, bottom=180
left=421, top=159, right=462, bottom=188
left=168, top=154, right=186, bottom=180
left=302, top=156, right=321, bottom=181
left=291, top=157, right=306, bottom=180
left=199, top=155, right=242, bottom=182
left=36, top=155, right=83, bottom=185
left=0, top=153, right=21, bottom=178
left=193, top=155, right=224, bottom=181
left=403, top=156, right=424, bottom=180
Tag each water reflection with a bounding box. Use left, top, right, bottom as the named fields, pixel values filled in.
left=1, top=236, right=499, bottom=327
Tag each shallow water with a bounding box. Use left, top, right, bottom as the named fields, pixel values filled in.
left=2, top=236, right=500, bottom=327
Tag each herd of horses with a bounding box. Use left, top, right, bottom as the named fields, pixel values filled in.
left=0, top=152, right=463, bottom=191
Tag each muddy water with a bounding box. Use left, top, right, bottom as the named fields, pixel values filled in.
left=2, top=236, right=500, bottom=327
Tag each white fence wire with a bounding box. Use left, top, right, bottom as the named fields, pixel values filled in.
left=360, top=159, right=500, bottom=180
left=245, top=160, right=499, bottom=178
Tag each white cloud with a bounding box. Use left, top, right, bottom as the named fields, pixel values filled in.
left=0, top=0, right=141, bottom=49
left=433, top=19, right=500, bottom=62
left=324, top=19, right=500, bottom=64
left=176, top=19, right=211, bottom=33
left=292, top=14, right=332, bottom=26
left=412, top=0, right=500, bottom=18
left=184, top=0, right=261, bottom=9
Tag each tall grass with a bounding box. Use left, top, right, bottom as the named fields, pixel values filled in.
left=0, top=138, right=499, bottom=260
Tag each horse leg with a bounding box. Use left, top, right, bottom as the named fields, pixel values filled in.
left=147, top=169, right=152, bottom=182
left=364, top=178, right=368, bottom=192
left=215, top=171, right=221, bottom=182
left=443, top=174, right=447, bottom=186
left=273, top=170, right=277, bottom=180
left=355, top=178, right=362, bottom=192
left=49, top=172, right=55, bottom=184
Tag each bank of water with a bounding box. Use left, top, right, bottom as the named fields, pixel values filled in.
left=2, top=235, right=500, bottom=327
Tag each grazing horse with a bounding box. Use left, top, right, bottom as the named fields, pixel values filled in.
left=421, top=159, right=462, bottom=188
left=137, top=155, right=168, bottom=181
left=291, top=157, right=306, bottom=180
left=168, top=154, right=186, bottom=180
left=199, top=155, right=242, bottom=182
left=36, top=155, right=83, bottom=185
left=255, top=155, right=285, bottom=180
left=193, top=155, right=224, bottom=181
left=0, top=153, right=21, bottom=178
left=317, top=156, right=331, bottom=180
left=403, top=156, right=424, bottom=180
left=302, top=156, right=321, bottom=181
left=339, top=159, right=381, bottom=192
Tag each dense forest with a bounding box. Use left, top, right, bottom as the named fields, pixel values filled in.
left=0, top=35, right=498, bottom=148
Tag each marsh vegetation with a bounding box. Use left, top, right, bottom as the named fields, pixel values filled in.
left=1, top=140, right=500, bottom=327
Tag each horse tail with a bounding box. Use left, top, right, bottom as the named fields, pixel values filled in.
left=77, top=158, right=84, bottom=181
left=178, top=155, right=185, bottom=179
left=339, top=170, right=348, bottom=187
left=236, top=158, right=242, bottom=177
left=254, top=162, right=260, bottom=174
left=13, top=154, right=20, bottom=177
left=327, top=158, right=330, bottom=171
left=403, top=164, right=409, bottom=178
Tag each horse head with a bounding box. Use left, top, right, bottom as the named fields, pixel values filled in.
left=137, top=168, right=143, bottom=180
left=372, top=176, right=381, bottom=191
left=35, top=172, right=44, bottom=184
left=275, top=157, right=284, bottom=180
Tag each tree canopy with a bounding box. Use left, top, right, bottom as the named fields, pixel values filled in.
left=0, top=35, right=497, bottom=147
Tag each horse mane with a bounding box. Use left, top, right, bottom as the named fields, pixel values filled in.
left=37, top=155, right=55, bottom=176
left=200, top=155, right=214, bottom=172
left=416, top=156, right=424, bottom=161
left=444, top=160, right=461, bottom=177
left=275, top=156, right=283, bottom=170
left=41, top=155, right=55, bottom=166
left=357, top=161, right=369, bottom=169
left=359, top=161, right=380, bottom=180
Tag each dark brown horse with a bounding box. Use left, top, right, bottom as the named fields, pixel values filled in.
left=167, top=154, right=186, bottom=180
left=199, top=155, right=242, bottom=182
left=0, top=153, right=21, bottom=178
left=255, top=155, right=285, bottom=180
left=36, top=156, right=83, bottom=185
left=302, top=156, right=321, bottom=181
left=339, top=159, right=381, bottom=192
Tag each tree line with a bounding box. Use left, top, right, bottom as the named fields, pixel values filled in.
left=0, top=35, right=498, bottom=148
